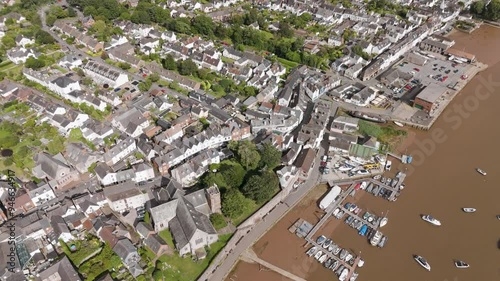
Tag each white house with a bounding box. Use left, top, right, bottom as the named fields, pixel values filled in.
left=28, top=182, right=56, bottom=207
left=49, top=76, right=81, bottom=96
left=7, top=47, right=37, bottom=64
left=104, top=182, right=148, bottom=213
left=112, top=107, right=150, bottom=138
left=83, top=60, right=129, bottom=88
left=104, top=137, right=136, bottom=166
left=58, top=54, right=83, bottom=69
left=15, top=35, right=34, bottom=47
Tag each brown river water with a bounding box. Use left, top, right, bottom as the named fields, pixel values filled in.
left=238, top=25, right=500, bottom=281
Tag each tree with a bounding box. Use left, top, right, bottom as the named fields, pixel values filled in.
left=1, top=36, right=15, bottom=49
left=220, top=162, right=246, bottom=188
left=234, top=140, right=261, bottom=170
left=485, top=0, right=500, bottom=21
left=138, top=80, right=152, bottom=92
left=178, top=59, right=198, bottom=76
left=222, top=189, right=252, bottom=219
left=191, top=15, right=214, bottom=37
left=68, top=7, right=77, bottom=17
left=241, top=171, right=279, bottom=204
left=470, top=1, right=485, bottom=15
left=25, top=57, right=46, bottom=70
left=35, top=30, right=55, bottom=45
left=278, top=22, right=294, bottom=38
left=162, top=54, right=177, bottom=70
left=118, top=62, right=131, bottom=70
left=131, top=10, right=151, bottom=24
left=259, top=143, right=282, bottom=170
left=210, top=213, right=227, bottom=230
left=148, top=73, right=160, bottom=83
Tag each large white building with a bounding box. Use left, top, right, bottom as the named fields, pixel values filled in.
left=104, top=137, right=136, bottom=166
left=104, top=181, right=148, bottom=213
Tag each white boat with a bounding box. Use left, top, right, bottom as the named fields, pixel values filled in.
left=399, top=183, right=405, bottom=190
left=339, top=268, right=349, bottom=281
left=318, top=254, right=328, bottom=263
left=455, top=260, right=469, bottom=269
left=385, top=160, right=392, bottom=171
left=314, top=250, right=323, bottom=260
left=332, top=208, right=340, bottom=217
left=394, top=121, right=404, bottom=127
left=496, top=215, right=500, bottom=220
left=323, top=239, right=332, bottom=249
left=349, top=272, right=359, bottom=281
left=462, top=208, right=476, bottom=213
left=306, top=246, right=317, bottom=257
left=316, top=235, right=326, bottom=245
left=370, top=231, right=383, bottom=246
left=345, top=253, right=353, bottom=262
left=476, top=168, right=487, bottom=176
left=373, top=174, right=381, bottom=180
left=414, top=255, right=431, bottom=271
left=328, top=244, right=335, bottom=252
left=330, top=260, right=339, bottom=270
left=333, top=246, right=341, bottom=255
left=379, top=211, right=389, bottom=227
left=340, top=249, right=348, bottom=260
left=339, top=165, right=353, bottom=172
left=357, top=259, right=365, bottom=267
left=421, top=215, right=441, bottom=226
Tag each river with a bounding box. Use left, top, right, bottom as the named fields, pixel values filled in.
left=246, top=25, right=500, bottom=281
left=329, top=25, right=500, bottom=281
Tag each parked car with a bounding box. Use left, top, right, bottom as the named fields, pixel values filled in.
left=413, top=68, right=420, bottom=72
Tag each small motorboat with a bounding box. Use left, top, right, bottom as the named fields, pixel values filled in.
left=370, top=231, right=383, bottom=246
left=414, top=255, right=431, bottom=271
left=330, top=259, right=339, bottom=271
left=345, top=253, right=353, bottom=262
left=377, top=236, right=388, bottom=248
left=462, top=208, right=476, bottom=213
left=335, top=265, right=345, bottom=276
left=421, top=215, right=441, bottom=226
left=399, top=183, right=405, bottom=190
left=497, top=215, right=500, bottom=220
left=324, top=258, right=332, bottom=268
left=306, top=246, right=317, bottom=257
left=332, top=208, right=340, bottom=217
left=476, top=168, right=486, bottom=176
left=349, top=272, right=359, bottom=281
left=455, top=260, right=469, bottom=269
left=333, top=245, right=341, bottom=255
left=316, top=235, right=326, bottom=245
left=340, top=249, right=348, bottom=260
left=339, top=268, right=349, bottom=281
left=394, top=121, right=404, bottom=127
left=357, top=259, right=365, bottom=267
left=314, top=250, right=323, bottom=260
left=323, top=238, right=332, bottom=249
left=318, top=254, right=328, bottom=263
left=373, top=174, right=381, bottom=180
left=379, top=216, right=388, bottom=227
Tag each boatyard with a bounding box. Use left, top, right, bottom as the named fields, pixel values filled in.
left=285, top=170, right=408, bottom=281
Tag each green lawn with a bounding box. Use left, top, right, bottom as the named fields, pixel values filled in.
left=159, top=229, right=175, bottom=249
left=232, top=200, right=262, bottom=226
left=156, top=234, right=232, bottom=281
left=0, top=61, right=13, bottom=71
left=60, top=238, right=103, bottom=266
left=277, top=57, right=299, bottom=69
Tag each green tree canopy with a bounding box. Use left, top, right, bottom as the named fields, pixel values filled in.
left=162, top=54, right=177, bottom=70
left=177, top=59, right=198, bottom=76
left=259, top=143, right=282, bottom=170
left=241, top=171, right=279, bottom=204
left=232, top=140, right=261, bottom=170
left=220, top=162, right=246, bottom=188
left=222, top=189, right=252, bottom=219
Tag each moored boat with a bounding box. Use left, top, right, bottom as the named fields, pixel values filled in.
left=323, top=238, right=332, bottom=249
left=330, top=259, right=339, bottom=270
left=316, top=235, right=326, bottom=245
left=379, top=217, right=388, bottom=227
left=349, top=272, right=359, bottom=281
left=340, top=249, right=348, bottom=260
left=318, top=254, right=328, bottom=263
left=314, top=250, right=323, bottom=260
left=414, top=255, right=431, bottom=271
left=339, top=268, right=349, bottom=281
left=333, top=245, right=341, bottom=255
left=394, top=121, right=404, bottom=127
left=345, top=253, right=353, bottom=262
left=462, top=208, right=476, bottom=213
left=496, top=215, right=500, bottom=220
left=357, top=259, right=365, bottom=267
left=421, top=215, right=441, bottom=226
left=306, top=246, right=317, bottom=257
left=454, top=260, right=469, bottom=269
left=324, top=258, right=333, bottom=268
left=370, top=231, right=383, bottom=246
left=476, top=168, right=486, bottom=176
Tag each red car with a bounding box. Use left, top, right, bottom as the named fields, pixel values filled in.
left=413, top=68, right=420, bottom=72
left=405, top=85, right=411, bottom=90
left=320, top=161, right=327, bottom=167
left=442, top=76, right=448, bottom=82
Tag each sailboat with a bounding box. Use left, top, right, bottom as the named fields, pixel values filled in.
left=379, top=211, right=389, bottom=227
